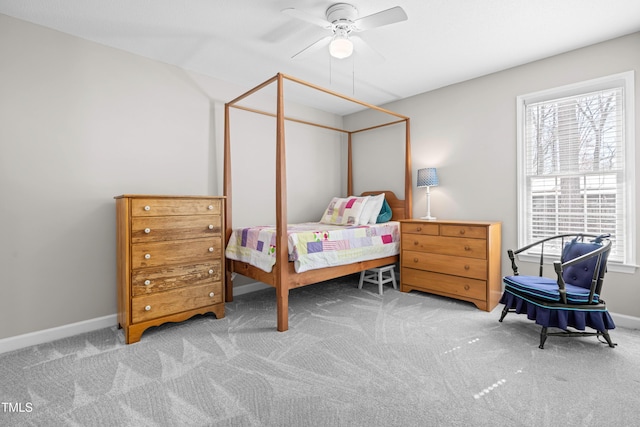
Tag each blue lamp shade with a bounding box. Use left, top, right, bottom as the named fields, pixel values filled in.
left=417, top=168, right=439, bottom=187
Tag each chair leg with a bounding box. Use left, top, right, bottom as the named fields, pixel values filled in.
left=600, top=330, right=617, bottom=348
left=390, top=268, right=397, bottom=290
left=539, top=327, right=548, bottom=349
left=378, top=270, right=383, bottom=295
left=358, top=271, right=365, bottom=290
left=499, top=305, right=509, bottom=322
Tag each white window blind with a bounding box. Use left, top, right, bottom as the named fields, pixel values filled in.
left=517, top=72, right=636, bottom=269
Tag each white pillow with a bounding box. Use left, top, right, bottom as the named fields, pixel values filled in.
left=356, top=195, right=375, bottom=225
left=350, top=195, right=373, bottom=225
left=363, top=193, right=385, bottom=224
left=319, top=196, right=369, bottom=226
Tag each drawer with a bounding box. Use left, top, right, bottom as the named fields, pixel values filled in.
left=401, top=234, right=487, bottom=259
left=403, top=250, right=487, bottom=280
left=401, top=222, right=439, bottom=235
left=401, top=268, right=486, bottom=301
left=131, top=215, right=221, bottom=243
left=131, top=198, right=222, bottom=217
left=131, top=237, right=222, bottom=269
left=131, top=282, right=223, bottom=323
left=440, top=224, right=487, bottom=239
left=131, top=261, right=222, bottom=296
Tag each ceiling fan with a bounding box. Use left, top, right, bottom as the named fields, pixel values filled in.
left=282, top=3, right=408, bottom=60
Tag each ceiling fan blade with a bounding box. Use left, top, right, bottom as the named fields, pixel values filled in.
left=282, top=8, right=332, bottom=29
left=354, top=6, right=408, bottom=31
left=291, top=35, right=332, bottom=59
left=262, top=20, right=305, bottom=43
left=351, top=35, right=385, bottom=63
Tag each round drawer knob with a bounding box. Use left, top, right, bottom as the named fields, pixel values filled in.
left=144, top=228, right=151, bottom=234
left=460, top=229, right=466, bottom=235
left=209, top=247, right=214, bottom=252
left=208, top=224, right=214, bottom=230
left=145, top=305, right=151, bottom=311
left=209, top=269, right=214, bottom=274
left=144, top=254, right=151, bottom=259
left=464, top=246, right=471, bottom=251
left=416, top=227, right=422, bottom=232
left=144, top=205, right=150, bottom=211
left=413, top=258, right=418, bottom=263
left=464, top=284, right=470, bottom=291
left=209, top=292, right=215, bottom=297
left=208, top=205, right=214, bottom=210
left=464, top=265, right=470, bottom=270
left=414, top=241, right=418, bottom=245
left=144, top=280, right=151, bottom=286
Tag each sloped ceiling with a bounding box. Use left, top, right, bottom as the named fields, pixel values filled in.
left=2, top=0, right=640, bottom=114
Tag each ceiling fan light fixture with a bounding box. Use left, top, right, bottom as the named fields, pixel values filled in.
left=329, top=31, right=353, bottom=59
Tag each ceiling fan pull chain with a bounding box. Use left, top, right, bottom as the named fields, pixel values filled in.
left=329, top=55, right=333, bottom=85
left=352, top=57, right=355, bottom=96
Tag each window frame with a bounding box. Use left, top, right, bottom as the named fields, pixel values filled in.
left=516, top=71, right=637, bottom=273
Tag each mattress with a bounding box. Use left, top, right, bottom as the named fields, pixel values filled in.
left=225, top=221, right=400, bottom=273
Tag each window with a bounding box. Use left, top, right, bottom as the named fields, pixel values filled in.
left=517, top=72, right=636, bottom=272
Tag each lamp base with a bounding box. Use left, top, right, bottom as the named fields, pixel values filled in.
left=420, top=215, right=437, bottom=220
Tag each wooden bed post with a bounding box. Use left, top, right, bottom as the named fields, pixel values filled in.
left=347, top=132, right=353, bottom=196
left=275, top=73, right=290, bottom=331
left=224, top=103, right=234, bottom=302
left=404, top=118, right=412, bottom=218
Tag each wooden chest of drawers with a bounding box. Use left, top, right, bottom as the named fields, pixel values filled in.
left=400, top=220, right=502, bottom=311
left=115, top=195, right=225, bottom=344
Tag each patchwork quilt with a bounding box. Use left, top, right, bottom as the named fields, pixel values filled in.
left=225, top=222, right=400, bottom=273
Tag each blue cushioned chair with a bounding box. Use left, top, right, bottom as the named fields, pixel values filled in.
left=499, top=233, right=615, bottom=349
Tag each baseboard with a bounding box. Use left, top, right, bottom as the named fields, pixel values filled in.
left=1, top=293, right=636, bottom=355
left=0, top=314, right=117, bottom=355
left=0, top=281, right=270, bottom=355
left=611, top=312, right=640, bottom=330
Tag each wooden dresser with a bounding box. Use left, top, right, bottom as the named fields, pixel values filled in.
left=115, top=195, right=225, bottom=344
left=399, top=220, right=502, bottom=311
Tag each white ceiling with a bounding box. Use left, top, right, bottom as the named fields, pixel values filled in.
left=2, top=0, right=640, bottom=114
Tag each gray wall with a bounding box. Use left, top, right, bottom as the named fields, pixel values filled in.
left=1, top=13, right=638, bottom=343
left=348, top=32, right=640, bottom=320
left=0, top=14, right=344, bottom=340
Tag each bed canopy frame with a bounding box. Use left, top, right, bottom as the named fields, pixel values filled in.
left=224, top=73, right=412, bottom=331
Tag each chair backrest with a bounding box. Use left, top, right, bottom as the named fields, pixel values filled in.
left=561, top=237, right=610, bottom=294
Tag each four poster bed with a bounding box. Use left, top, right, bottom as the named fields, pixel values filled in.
left=223, top=73, right=412, bottom=331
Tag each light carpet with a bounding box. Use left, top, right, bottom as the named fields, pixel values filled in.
left=1, top=274, right=639, bottom=426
